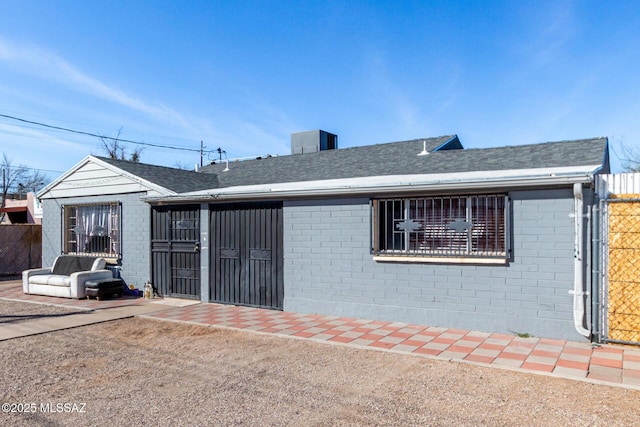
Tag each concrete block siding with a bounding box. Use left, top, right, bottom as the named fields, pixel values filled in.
left=42, top=192, right=150, bottom=289
left=283, top=188, right=584, bottom=341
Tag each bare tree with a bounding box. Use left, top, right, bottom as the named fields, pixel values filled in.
left=173, top=161, right=195, bottom=170
left=100, top=128, right=143, bottom=162
left=620, top=143, right=640, bottom=172
left=1, top=154, right=48, bottom=221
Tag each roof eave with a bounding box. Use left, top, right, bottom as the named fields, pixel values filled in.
left=143, top=167, right=599, bottom=203
left=38, top=155, right=178, bottom=199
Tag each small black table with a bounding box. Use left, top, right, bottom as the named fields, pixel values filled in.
left=84, top=278, right=125, bottom=300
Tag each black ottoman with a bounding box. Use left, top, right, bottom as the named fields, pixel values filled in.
left=85, top=278, right=125, bottom=300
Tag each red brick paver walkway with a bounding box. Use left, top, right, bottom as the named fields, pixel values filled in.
left=2, top=281, right=640, bottom=390
left=141, top=301, right=640, bottom=390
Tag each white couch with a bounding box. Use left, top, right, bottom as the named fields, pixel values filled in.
left=23, top=255, right=113, bottom=299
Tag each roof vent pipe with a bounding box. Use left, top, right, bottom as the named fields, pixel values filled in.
left=223, top=158, right=230, bottom=172
left=418, top=140, right=429, bottom=156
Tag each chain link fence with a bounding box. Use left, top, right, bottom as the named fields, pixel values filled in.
left=599, top=194, right=640, bottom=345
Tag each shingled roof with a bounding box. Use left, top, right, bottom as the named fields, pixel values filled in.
left=199, top=135, right=463, bottom=188
left=197, top=136, right=608, bottom=190
left=94, top=135, right=608, bottom=196
left=416, top=137, right=609, bottom=173
left=96, top=156, right=219, bottom=193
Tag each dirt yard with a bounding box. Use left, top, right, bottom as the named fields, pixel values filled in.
left=1, top=300, right=639, bottom=426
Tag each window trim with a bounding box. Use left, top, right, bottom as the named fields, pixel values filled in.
left=62, top=202, right=122, bottom=260
left=371, top=194, right=509, bottom=262
left=372, top=255, right=508, bottom=265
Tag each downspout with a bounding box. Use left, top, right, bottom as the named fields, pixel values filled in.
left=571, top=183, right=591, bottom=338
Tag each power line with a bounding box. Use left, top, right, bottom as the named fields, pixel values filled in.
left=0, top=162, right=63, bottom=175
left=20, top=166, right=63, bottom=174
left=0, top=113, right=204, bottom=153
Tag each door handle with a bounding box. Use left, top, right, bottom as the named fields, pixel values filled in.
left=194, top=242, right=200, bottom=252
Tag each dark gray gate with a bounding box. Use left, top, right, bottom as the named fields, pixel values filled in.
left=210, top=202, right=283, bottom=309
left=151, top=205, right=201, bottom=299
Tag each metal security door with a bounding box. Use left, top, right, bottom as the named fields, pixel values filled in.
left=151, top=205, right=201, bottom=299
left=210, top=202, right=283, bottom=309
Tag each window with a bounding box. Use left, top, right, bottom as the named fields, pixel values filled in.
left=372, top=194, right=507, bottom=260
left=63, top=203, right=121, bottom=258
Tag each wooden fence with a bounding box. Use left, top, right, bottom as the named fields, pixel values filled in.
left=0, top=225, right=42, bottom=278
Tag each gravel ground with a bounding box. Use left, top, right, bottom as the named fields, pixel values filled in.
left=0, top=300, right=85, bottom=325
left=1, top=300, right=639, bottom=426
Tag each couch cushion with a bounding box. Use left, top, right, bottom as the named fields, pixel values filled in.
left=29, top=275, right=71, bottom=287
left=91, top=258, right=107, bottom=271
left=52, top=256, right=99, bottom=276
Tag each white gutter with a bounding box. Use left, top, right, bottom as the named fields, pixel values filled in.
left=143, top=166, right=598, bottom=203
left=571, top=182, right=591, bottom=338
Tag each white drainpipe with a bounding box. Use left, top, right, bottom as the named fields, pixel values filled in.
left=571, top=182, right=591, bottom=338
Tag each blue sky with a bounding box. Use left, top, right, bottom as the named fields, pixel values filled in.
left=0, top=1, right=638, bottom=181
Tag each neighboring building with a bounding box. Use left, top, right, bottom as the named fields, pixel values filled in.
left=0, top=192, right=42, bottom=224
left=37, top=132, right=610, bottom=341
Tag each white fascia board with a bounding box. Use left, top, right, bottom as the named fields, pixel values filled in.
left=143, top=165, right=600, bottom=203
left=37, top=155, right=94, bottom=199
left=38, top=155, right=176, bottom=199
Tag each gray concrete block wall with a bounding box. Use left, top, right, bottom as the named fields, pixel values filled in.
left=41, top=192, right=150, bottom=289
left=283, top=188, right=585, bottom=341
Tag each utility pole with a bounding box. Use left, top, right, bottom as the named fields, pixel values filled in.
left=1, top=168, right=5, bottom=222
left=200, top=140, right=204, bottom=168
left=1, top=167, right=5, bottom=205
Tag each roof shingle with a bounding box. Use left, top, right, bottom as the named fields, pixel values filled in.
left=97, top=135, right=609, bottom=194
left=96, top=156, right=219, bottom=193
left=199, top=136, right=608, bottom=189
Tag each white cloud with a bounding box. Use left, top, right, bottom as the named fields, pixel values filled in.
left=0, top=123, right=89, bottom=151
left=0, top=37, right=301, bottom=165
left=362, top=49, right=462, bottom=140
left=519, top=1, right=577, bottom=66
left=363, top=51, right=424, bottom=135
left=0, top=37, right=197, bottom=134
left=0, top=122, right=93, bottom=173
